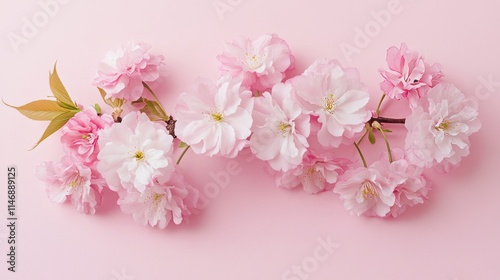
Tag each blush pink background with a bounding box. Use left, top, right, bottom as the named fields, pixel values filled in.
left=0, top=0, right=499, bottom=279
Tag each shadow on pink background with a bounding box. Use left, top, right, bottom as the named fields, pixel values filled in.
left=0, top=0, right=499, bottom=279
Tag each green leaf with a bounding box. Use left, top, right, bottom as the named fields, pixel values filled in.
left=98, top=87, right=125, bottom=109
left=94, top=103, right=101, bottom=114
left=57, top=100, right=79, bottom=111
left=113, top=98, right=125, bottom=108
left=98, top=87, right=109, bottom=103
left=383, top=129, right=392, bottom=133
left=30, top=111, right=76, bottom=150
left=131, top=98, right=144, bottom=105
left=179, top=141, right=187, bottom=148
left=368, top=129, right=376, bottom=144
left=3, top=99, right=67, bottom=121
left=50, top=63, right=76, bottom=108
left=140, top=99, right=168, bottom=121
left=142, top=82, right=168, bottom=118
left=98, top=87, right=112, bottom=107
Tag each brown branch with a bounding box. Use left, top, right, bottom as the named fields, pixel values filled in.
left=369, top=116, right=406, bottom=125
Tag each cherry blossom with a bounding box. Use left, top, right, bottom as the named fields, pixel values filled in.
left=405, top=83, right=480, bottom=172
left=97, top=112, right=175, bottom=192
left=93, top=41, right=164, bottom=101
left=292, top=58, right=371, bottom=147
left=217, top=33, right=295, bottom=93
left=379, top=43, right=443, bottom=109
left=175, top=78, right=253, bottom=158
left=250, top=83, right=310, bottom=171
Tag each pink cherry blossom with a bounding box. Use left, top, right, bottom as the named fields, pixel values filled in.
left=36, top=156, right=104, bottom=214
left=334, top=164, right=395, bottom=217
left=275, top=150, right=350, bottom=194
left=374, top=149, right=430, bottom=217
left=60, top=107, right=114, bottom=164
left=335, top=148, right=431, bottom=218
left=250, top=83, right=310, bottom=172
left=175, top=78, right=253, bottom=158
left=93, top=41, right=164, bottom=101
left=118, top=167, right=200, bottom=228
left=217, top=33, right=295, bottom=93
left=291, top=59, right=371, bottom=147
left=389, top=168, right=429, bottom=218
left=97, top=112, right=175, bottom=192
left=379, top=43, right=443, bottom=109
left=405, top=83, right=481, bottom=172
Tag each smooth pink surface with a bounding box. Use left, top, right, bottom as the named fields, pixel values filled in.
left=0, top=0, right=499, bottom=279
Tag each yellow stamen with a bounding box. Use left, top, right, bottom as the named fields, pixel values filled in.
left=153, top=193, right=163, bottom=202
left=68, top=175, right=82, bottom=189
left=276, top=121, right=292, bottom=137
left=305, top=167, right=316, bottom=176
left=435, top=120, right=451, bottom=131
left=245, top=51, right=266, bottom=70
left=69, top=180, right=78, bottom=188
left=324, top=93, right=337, bottom=113
left=303, top=167, right=323, bottom=181
left=360, top=180, right=378, bottom=199
left=211, top=112, right=224, bottom=122
left=134, top=151, right=145, bottom=161
left=278, top=122, right=291, bottom=133
left=146, top=192, right=164, bottom=212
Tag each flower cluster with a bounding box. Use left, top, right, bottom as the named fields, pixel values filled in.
left=36, top=42, right=199, bottom=228
left=177, top=36, right=480, bottom=217
left=37, top=108, right=113, bottom=215
left=334, top=149, right=429, bottom=217
left=8, top=35, right=480, bottom=229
